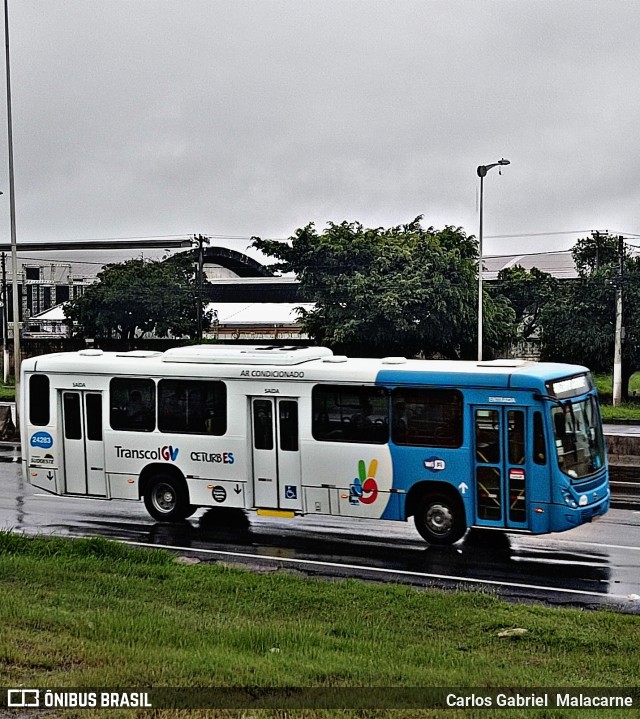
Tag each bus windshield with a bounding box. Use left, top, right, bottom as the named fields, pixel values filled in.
left=551, top=394, right=605, bottom=479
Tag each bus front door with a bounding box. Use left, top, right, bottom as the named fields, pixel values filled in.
left=62, top=391, right=106, bottom=496
left=472, top=406, right=529, bottom=531
left=251, top=397, right=302, bottom=511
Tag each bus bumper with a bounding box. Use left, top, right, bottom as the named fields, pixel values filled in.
left=546, top=492, right=610, bottom=533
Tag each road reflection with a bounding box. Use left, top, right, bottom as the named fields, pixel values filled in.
left=58, top=506, right=612, bottom=598
left=460, top=528, right=611, bottom=591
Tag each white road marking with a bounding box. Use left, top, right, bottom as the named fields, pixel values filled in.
left=521, top=538, right=640, bottom=553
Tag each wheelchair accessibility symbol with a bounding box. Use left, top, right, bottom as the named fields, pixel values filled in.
left=284, top=485, right=297, bottom=500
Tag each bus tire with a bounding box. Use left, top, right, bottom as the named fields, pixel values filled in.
left=144, top=474, right=195, bottom=522
left=413, top=491, right=466, bottom=545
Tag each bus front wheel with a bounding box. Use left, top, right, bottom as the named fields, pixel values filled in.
left=144, top=474, right=195, bottom=522
left=413, top=492, right=466, bottom=545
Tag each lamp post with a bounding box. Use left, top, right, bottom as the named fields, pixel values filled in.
left=476, top=158, right=510, bottom=362
left=4, top=0, right=19, bottom=404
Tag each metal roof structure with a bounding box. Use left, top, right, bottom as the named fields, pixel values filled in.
left=483, top=250, right=577, bottom=280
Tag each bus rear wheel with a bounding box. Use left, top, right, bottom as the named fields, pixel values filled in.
left=144, top=474, right=195, bottom=522
left=413, top=492, right=466, bottom=545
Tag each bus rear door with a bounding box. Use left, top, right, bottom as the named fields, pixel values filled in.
left=61, top=391, right=107, bottom=496
left=472, top=406, right=530, bottom=530
left=251, top=397, right=302, bottom=511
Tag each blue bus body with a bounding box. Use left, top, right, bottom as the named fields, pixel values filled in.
left=376, top=363, right=608, bottom=540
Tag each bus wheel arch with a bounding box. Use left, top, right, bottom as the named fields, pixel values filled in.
left=140, top=465, right=196, bottom=522
left=406, top=482, right=467, bottom=545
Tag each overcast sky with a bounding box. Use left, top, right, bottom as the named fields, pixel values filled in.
left=1, top=0, right=639, bottom=259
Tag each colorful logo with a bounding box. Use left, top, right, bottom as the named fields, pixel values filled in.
left=349, top=459, right=379, bottom=505
left=161, top=445, right=179, bottom=462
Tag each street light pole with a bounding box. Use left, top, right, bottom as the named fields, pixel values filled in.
left=476, top=158, right=510, bottom=362
left=4, top=0, right=19, bottom=405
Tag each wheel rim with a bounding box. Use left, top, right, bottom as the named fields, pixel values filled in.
left=424, top=502, right=453, bottom=537
left=151, top=482, right=177, bottom=514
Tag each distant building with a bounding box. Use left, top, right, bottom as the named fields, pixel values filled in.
left=21, top=303, right=71, bottom=338
left=206, top=302, right=313, bottom=342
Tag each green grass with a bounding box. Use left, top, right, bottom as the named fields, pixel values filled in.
left=594, top=372, right=640, bottom=396
left=1, top=533, right=639, bottom=718
left=600, top=403, right=640, bottom=421
left=595, top=372, right=640, bottom=420
left=0, top=378, right=15, bottom=401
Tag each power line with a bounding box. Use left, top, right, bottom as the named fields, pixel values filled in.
left=485, top=230, right=595, bottom=239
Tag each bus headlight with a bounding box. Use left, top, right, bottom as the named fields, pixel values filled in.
left=561, top=487, right=578, bottom=508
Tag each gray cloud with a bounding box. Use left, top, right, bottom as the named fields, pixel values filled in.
left=0, top=0, right=638, bottom=255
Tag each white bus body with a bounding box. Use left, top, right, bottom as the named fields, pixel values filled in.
left=20, top=345, right=609, bottom=545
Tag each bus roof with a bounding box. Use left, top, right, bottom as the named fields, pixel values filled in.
left=22, top=345, right=591, bottom=389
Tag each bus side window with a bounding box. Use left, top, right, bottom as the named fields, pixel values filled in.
left=279, top=401, right=298, bottom=452
left=110, top=378, right=156, bottom=432
left=63, top=393, right=82, bottom=440
left=311, top=385, right=388, bottom=444
left=30, top=374, right=50, bottom=425
left=86, top=394, right=102, bottom=441
left=533, top=411, right=547, bottom=465
left=158, top=379, right=227, bottom=435
left=392, top=388, right=462, bottom=448
left=475, top=409, right=500, bottom=463
left=253, top=400, right=273, bottom=450
left=507, top=410, right=525, bottom=465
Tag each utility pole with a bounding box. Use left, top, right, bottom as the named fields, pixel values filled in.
left=193, top=234, right=209, bottom=341
left=612, top=235, right=624, bottom=406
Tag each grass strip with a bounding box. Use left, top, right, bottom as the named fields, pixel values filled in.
left=0, top=532, right=639, bottom=718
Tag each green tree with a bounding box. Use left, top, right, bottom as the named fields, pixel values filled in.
left=540, top=272, right=615, bottom=370
left=572, top=230, right=621, bottom=275
left=540, top=231, right=640, bottom=398
left=252, top=217, right=516, bottom=359
left=65, top=252, right=209, bottom=341
left=492, top=265, right=559, bottom=341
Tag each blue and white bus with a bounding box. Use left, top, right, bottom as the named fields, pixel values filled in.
left=20, top=344, right=609, bottom=545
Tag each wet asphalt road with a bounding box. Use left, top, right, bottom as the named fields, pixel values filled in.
left=2, top=449, right=640, bottom=614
